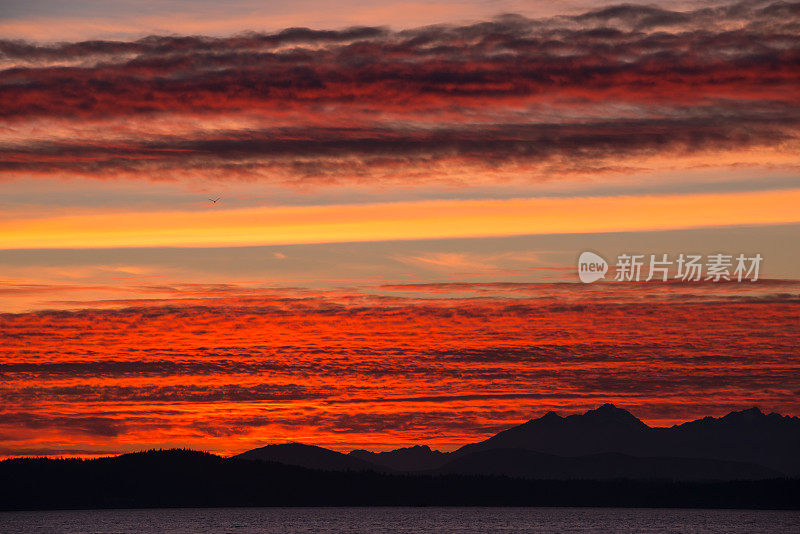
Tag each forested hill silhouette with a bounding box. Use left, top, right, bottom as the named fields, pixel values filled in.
left=349, top=404, right=800, bottom=477
left=2, top=449, right=798, bottom=511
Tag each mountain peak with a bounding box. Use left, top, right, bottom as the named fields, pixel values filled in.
left=734, top=407, right=762, bottom=415
left=348, top=443, right=447, bottom=471
left=584, top=403, right=633, bottom=416
left=577, top=403, right=649, bottom=429
left=585, top=403, right=623, bottom=413
left=721, top=407, right=765, bottom=421
left=541, top=410, right=562, bottom=420
left=590, top=403, right=623, bottom=414
left=400, top=444, right=432, bottom=452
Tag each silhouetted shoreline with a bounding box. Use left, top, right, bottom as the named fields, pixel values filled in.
left=2, top=449, right=799, bottom=511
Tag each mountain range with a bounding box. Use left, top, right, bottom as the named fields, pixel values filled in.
left=235, top=404, right=800, bottom=480
left=3, top=404, right=799, bottom=511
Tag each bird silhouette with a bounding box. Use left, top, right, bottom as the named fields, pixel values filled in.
left=209, top=197, right=220, bottom=204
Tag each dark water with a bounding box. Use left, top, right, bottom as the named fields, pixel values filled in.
left=1, top=507, right=798, bottom=533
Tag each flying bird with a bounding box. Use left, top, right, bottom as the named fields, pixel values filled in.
left=208, top=197, right=220, bottom=204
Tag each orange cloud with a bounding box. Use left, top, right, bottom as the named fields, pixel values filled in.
left=2, top=189, right=799, bottom=249
left=1, top=284, right=798, bottom=457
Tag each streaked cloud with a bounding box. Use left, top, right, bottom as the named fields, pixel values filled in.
left=2, top=189, right=799, bottom=249
left=1, top=281, right=798, bottom=455
left=1, top=2, right=798, bottom=186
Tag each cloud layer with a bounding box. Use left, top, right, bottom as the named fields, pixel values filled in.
left=1, top=282, right=798, bottom=456
left=1, top=1, right=798, bottom=184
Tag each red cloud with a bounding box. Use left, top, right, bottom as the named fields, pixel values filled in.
left=1, top=283, right=798, bottom=456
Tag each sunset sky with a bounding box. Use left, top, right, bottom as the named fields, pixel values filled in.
left=1, top=0, right=799, bottom=457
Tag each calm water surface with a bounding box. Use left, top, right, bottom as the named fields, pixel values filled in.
left=1, top=507, right=798, bottom=533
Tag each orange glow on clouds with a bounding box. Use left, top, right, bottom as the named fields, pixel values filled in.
left=0, top=283, right=798, bottom=458
left=3, top=189, right=799, bottom=249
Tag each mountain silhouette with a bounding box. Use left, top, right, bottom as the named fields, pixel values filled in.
left=1, top=405, right=797, bottom=511
left=651, top=407, right=800, bottom=475
left=451, top=404, right=800, bottom=476
left=234, top=442, right=383, bottom=472
left=349, top=445, right=449, bottom=471
left=454, top=403, right=651, bottom=458
left=236, top=404, right=800, bottom=477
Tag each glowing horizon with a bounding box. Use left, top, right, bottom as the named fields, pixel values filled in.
left=3, top=189, right=799, bottom=249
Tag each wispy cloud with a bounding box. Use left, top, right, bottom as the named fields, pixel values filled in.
left=1, top=2, right=798, bottom=185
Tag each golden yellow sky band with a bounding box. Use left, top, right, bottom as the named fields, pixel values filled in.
left=2, top=189, right=799, bottom=249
